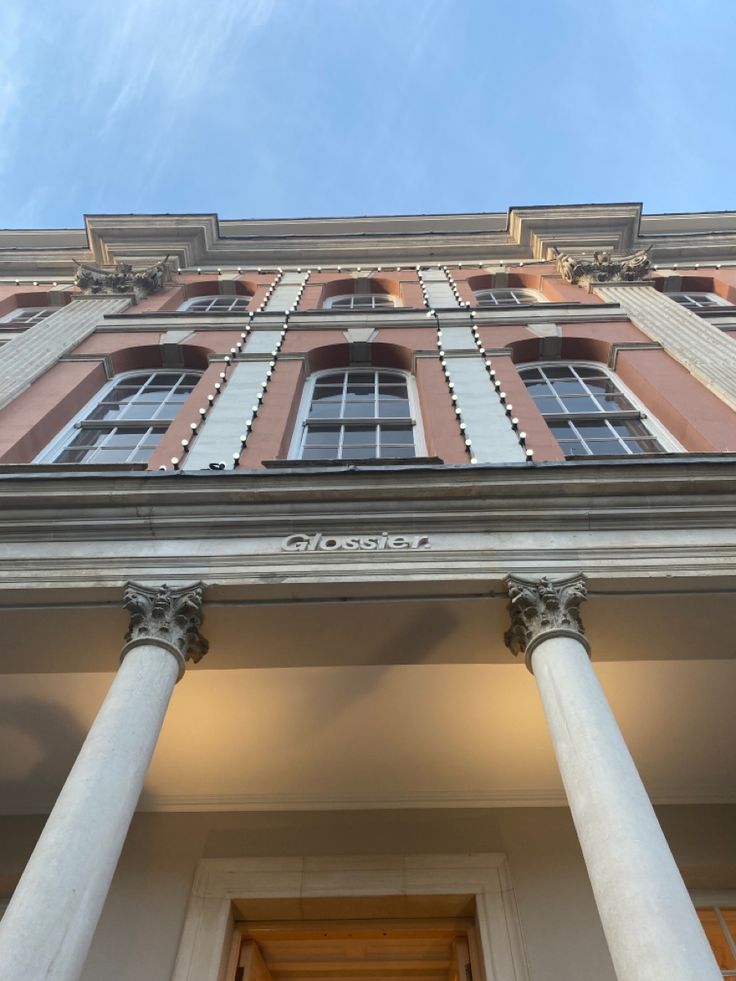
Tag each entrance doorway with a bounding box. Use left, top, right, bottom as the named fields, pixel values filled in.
left=228, top=896, right=482, bottom=981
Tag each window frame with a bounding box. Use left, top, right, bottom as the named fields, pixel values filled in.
left=0, top=307, right=56, bottom=327
left=473, top=288, right=544, bottom=308
left=666, top=291, right=732, bottom=310
left=322, top=293, right=397, bottom=311
left=178, top=295, right=251, bottom=313
left=518, top=360, right=682, bottom=457
left=289, top=367, right=426, bottom=461
left=35, top=369, right=202, bottom=465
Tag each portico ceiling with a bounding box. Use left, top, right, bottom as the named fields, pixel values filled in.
left=0, top=657, right=734, bottom=816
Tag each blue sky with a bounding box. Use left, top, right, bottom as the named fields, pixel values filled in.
left=2, top=0, right=735, bottom=227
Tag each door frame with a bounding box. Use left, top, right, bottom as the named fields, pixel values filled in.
left=172, top=853, right=530, bottom=981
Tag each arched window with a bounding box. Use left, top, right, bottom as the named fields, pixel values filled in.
left=519, top=363, right=676, bottom=457
left=292, top=369, right=422, bottom=460
left=473, top=288, right=543, bottom=307
left=323, top=293, right=396, bottom=310
left=1, top=307, right=56, bottom=329
left=178, top=295, right=250, bottom=313
left=667, top=292, right=731, bottom=310
left=37, top=370, right=201, bottom=465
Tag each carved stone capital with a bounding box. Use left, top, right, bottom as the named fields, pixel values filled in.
left=553, top=247, right=651, bottom=286
left=73, top=256, right=171, bottom=299
left=122, top=582, right=208, bottom=678
left=504, top=574, right=588, bottom=670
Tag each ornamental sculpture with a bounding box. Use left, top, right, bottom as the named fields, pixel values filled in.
left=504, top=573, right=588, bottom=658
left=123, top=582, right=208, bottom=664
left=552, top=247, right=651, bottom=286
left=73, top=255, right=171, bottom=299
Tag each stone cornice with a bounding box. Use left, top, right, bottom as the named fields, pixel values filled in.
left=0, top=459, right=735, bottom=540
left=4, top=204, right=736, bottom=275
left=95, top=303, right=630, bottom=332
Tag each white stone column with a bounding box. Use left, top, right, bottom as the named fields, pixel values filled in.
left=505, top=576, right=721, bottom=981
left=0, top=582, right=208, bottom=981
left=505, top=574, right=721, bottom=981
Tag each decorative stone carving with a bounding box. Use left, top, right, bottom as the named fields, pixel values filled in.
left=73, top=255, right=171, bottom=299
left=504, top=574, right=588, bottom=660
left=123, top=582, right=208, bottom=668
left=553, top=247, right=651, bottom=286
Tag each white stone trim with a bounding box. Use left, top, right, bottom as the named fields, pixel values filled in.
left=0, top=295, right=131, bottom=411
left=172, top=853, right=530, bottom=981
left=596, top=284, right=736, bottom=412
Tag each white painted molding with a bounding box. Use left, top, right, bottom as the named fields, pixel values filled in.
left=172, top=853, right=530, bottom=981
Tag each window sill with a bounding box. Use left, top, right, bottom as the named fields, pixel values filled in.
left=262, top=457, right=443, bottom=469
left=1, top=463, right=149, bottom=473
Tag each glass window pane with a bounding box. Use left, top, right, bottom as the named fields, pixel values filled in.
left=381, top=444, right=416, bottom=458
left=95, top=446, right=136, bottom=463
left=312, top=385, right=343, bottom=400
left=378, top=400, right=410, bottom=418
left=309, top=401, right=342, bottom=419
left=55, top=448, right=90, bottom=464
left=611, top=419, right=651, bottom=437
left=532, top=397, right=561, bottom=414
left=594, top=393, right=632, bottom=411
left=586, top=439, right=627, bottom=455
left=574, top=366, right=607, bottom=379
left=575, top=421, right=613, bottom=439
left=342, top=446, right=377, bottom=459
left=342, top=427, right=376, bottom=446
left=304, top=426, right=340, bottom=448
left=347, top=372, right=375, bottom=388
left=542, top=365, right=576, bottom=379
left=381, top=425, right=415, bottom=445
left=67, top=428, right=107, bottom=448
left=550, top=379, right=586, bottom=395
left=525, top=381, right=553, bottom=398
left=624, top=438, right=662, bottom=453
left=558, top=395, right=599, bottom=413
left=315, top=373, right=344, bottom=387
left=87, top=404, right=122, bottom=421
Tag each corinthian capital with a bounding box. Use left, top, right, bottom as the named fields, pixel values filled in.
left=504, top=574, right=588, bottom=667
left=123, top=582, right=208, bottom=675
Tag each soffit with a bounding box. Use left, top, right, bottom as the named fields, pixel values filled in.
left=0, top=658, right=733, bottom=815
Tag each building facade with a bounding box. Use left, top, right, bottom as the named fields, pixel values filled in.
left=0, top=203, right=734, bottom=981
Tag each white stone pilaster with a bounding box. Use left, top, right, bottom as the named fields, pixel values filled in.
left=0, top=295, right=132, bottom=411
left=596, top=283, right=736, bottom=411
left=419, top=268, right=460, bottom=308
left=0, top=582, right=207, bottom=981
left=505, top=574, right=721, bottom=981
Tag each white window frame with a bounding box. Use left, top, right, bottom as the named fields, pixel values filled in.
left=518, top=361, right=683, bottom=456
left=178, top=295, right=251, bottom=313
left=667, top=291, right=732, bottom=309
left=691, top=891, right=736, bottom=977
left=473, top=288, right=544, bottom=307
left=288, top=367, right=426, bottom=460
left=323, top=293, right=397, bottom=310
left=0, top=307, right=56, bottom=327
left=35, top=369, right=202, bottom=465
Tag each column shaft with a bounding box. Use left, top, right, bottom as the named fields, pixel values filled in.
left=532, top=633, right=721, bottom=981
left=0, top=645, right=179, bottom=981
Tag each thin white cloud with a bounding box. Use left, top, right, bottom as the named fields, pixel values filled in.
left=77, top=0, right=276, bottom=134
left=0, top=3, right=26, bottom=176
